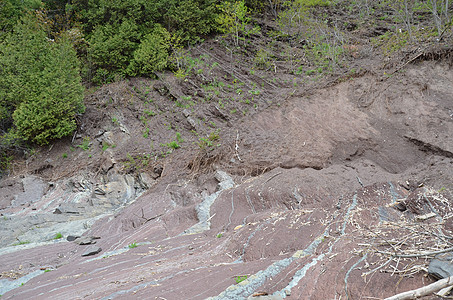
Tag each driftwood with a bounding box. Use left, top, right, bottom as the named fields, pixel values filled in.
left=385, top=276, right=453, bottom=300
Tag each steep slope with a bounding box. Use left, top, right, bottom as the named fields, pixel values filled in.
left=1, top=52, right=453, bottom=299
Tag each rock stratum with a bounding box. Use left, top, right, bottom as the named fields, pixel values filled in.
left=1, top=56, right=453, bottom=299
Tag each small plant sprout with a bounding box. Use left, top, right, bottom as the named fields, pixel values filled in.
left=216, top=233, right=223, bottom=238
left=176, top=132, right=184, bottom=143
left=143, top=127, right=150, bottom=138
left=12, top=241, right=30, bottom=246
left=144, top=109, right=156, bottom=116
left=128, top=242, right=138, bottom=249
left=167, top=141, right=180, bottom=149
left=78, top=137, right=91, bottom=151
left=54, top=232, right=63, bottom=240
left=235, top=275, right=248, bottom=284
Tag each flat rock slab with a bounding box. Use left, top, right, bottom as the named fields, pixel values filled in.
left=428, top=252, right=453, bottom=279
left=74, top=236, right=100, bottom=245
left=82, top=246, right=102, bottom=257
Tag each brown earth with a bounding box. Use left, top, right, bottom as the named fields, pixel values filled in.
left=1, top=19, right=453, bottom=300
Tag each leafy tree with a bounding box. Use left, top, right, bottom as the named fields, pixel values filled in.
left=0, top=13, right=84, bottom=145
left=216, top=0, right=256, bottom=47
left=72, top=0, right=219, bottom=82
left=127, top=24, right=171, bottom=77
left=88, top=19, right=141, bottom=83
left=164, top=0, right=218, bottom=44
left=0, top=0, right=43, bottom=40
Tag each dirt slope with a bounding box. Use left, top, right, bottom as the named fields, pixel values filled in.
left=1, top=38, right=453, bottom=299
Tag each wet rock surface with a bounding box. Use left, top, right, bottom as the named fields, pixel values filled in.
left=0, top=61, right=453, bottom=299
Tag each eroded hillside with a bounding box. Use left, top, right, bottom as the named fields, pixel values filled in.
left=1, top=1, right=453, bottom=299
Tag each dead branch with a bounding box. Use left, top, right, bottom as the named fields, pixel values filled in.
left=376, top=246, right=453, bottom=258
left=385, top=275, right=453, bottom=300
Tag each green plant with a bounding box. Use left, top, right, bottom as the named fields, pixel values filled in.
left=144, top=110, right=156, bottom=116
left=54, top=232, right=63, bottom=240
left=12, top=241, right=30, bottom=246
left=143, top=127, right=150, bottom=138
left=176, top=132, right=184, bottom=143
left=111, top=117, right=118, bottom=124
left=123, top=153, right=151, bottom=171
left=216, top=0, right=258, bottom=47
left=254, top=49, right=273, bottom=69
left=102, top=142, right=116, bottom=151
left=0, top=13, right=85, bottom=145
left=128, top=242, right=138, bottom=249
left=174, top=68, right=187, bottom=80
left=216, top=233, right=223, bottom=238
left=78, top=137, right=91, bottom=151
left=127, top=24, right=171, bottom=76
left=235, top=275, right=248, bottom=284
left=197, top=130, right=220, bottom=149
left=166, top=141, right=180, bottom=149
left=62, top=153, right=68, bottom=158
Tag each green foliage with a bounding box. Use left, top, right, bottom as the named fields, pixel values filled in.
left=12, top=240, right=30, bottom=246
left=176, top=132, right=184, bottom=143
left=123, top=153, right=151, bottom=171
left=102, top=142, right=116, bottom=151
left=166, top=141, right=181, bottom=149
left=143, top=127, right=150, bottom=138
left=0, top=150, right=14, bottom=174
left=75, top=0, right=219, bottom=82
left=235, top=275, right=248, bottom=284
left=216, top=0, right=258, bottom=46
left=0, top=13, right=85, bottom=145
left=54, top=232, right=63, bottom=240
left=128, top=242, right=138, bottom=249
left=88, top=20, right=141, bottom=83
left=127, top=24, right=170, bottom=77
left=254, top=49, right=273, bottom=69
left=0, top=0, right=43, bottom=40
left=164, top=0, right=218, bottom=44
left=197, top=130, right=220, bottom=149
left=78, top=137, right=91, bottom=151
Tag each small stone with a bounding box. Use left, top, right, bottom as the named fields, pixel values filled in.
left=182, top=109, right=191, bottom=118
left=429, top=252, right=453, bottom=279
left=82, top=246, right=102, bottom=257
left=74, top=236, right=98, bottom=245
left=67, top=235, right=80, bottom=242
left=94, top=188, right=106, bottom=195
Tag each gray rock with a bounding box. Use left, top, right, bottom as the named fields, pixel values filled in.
left=53, top=203, right=85, bottom=215
left=12, top=176, right=47, bottom=207
left=182, top=109, right=191, bottom=118
left=82, top=246, right=102, bottom=257
left=74, top=236, right=100, bottom=245
left=428, top=252, right=453, bottom=279
left=186, top=116, right=197, bottom=130
left=67, top=235, right=80, bottom=242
